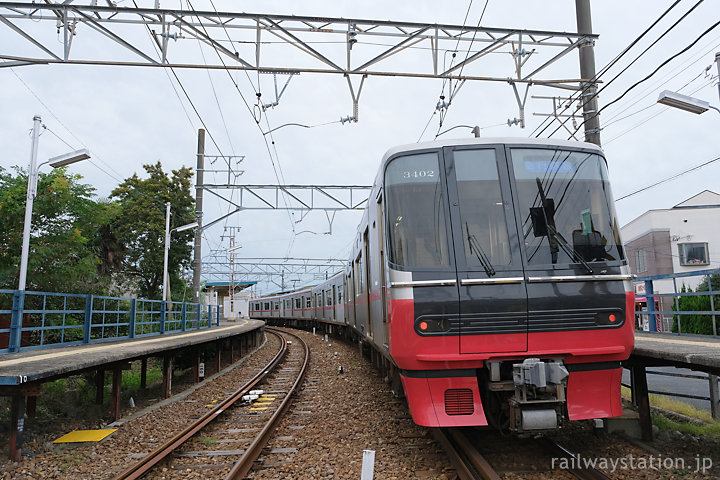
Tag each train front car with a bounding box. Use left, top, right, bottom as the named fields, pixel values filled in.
left=383, top=138, right=634, bottom=433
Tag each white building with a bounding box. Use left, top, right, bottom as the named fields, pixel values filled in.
left=621, top=190, right=720, bottom=294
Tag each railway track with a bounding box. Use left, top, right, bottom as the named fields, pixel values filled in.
left=113, top=327, right=309, bottom=480
left=435, top=427, right=614, bottom=480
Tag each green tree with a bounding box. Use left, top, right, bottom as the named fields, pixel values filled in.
left=672, top=275, right=720, bottom=335
left=110, top=162, right=195, bottom=300
left=0, top=166, right=114, bottom=293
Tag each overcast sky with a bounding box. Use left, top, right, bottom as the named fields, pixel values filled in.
left=1, top=0, right=718, bottom=293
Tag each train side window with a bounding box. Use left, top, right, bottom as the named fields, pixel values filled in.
left=264, top=302, right=269, bottom=310
left=384, top=152, right=450, bottom=268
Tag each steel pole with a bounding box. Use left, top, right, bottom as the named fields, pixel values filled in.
left=575, top=0, right=601, bottom=146
left=192, top=129, right=205, bottom=302
left=715, top=52, right=720, bottom=102
left=18, top=115, right=42, bottom=291
left=163, top=201, right=171, bottom=302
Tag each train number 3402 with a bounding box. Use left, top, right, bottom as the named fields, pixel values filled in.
left=402, top=170, right=435, bottom=179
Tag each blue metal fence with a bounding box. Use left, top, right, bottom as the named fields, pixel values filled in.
left=0, top=289, right=221, bottom=354
left=635, top=268, right=720, bottom=336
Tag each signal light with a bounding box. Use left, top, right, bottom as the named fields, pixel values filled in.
left=419, top=321, right=428, bottom=331
left=609, top=314, right=616, bottom=323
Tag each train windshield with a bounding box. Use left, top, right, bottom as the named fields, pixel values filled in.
left=511, top=148, right=624, bottom=266
left=453, top=149, right=511, bottom=269
left=385, top=152, right=451, bottom=268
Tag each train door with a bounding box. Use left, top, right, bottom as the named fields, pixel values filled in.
left=443, top=145, right=528, bottom=354
left=363, top=228, right=373, bottom=338
left=377, top=195, right=389, bottom=346
left=332, top=285, right=337, bottom=322
left=347, top=272, right=356, bottom=328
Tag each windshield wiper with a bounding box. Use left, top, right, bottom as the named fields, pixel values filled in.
left=534, top=178, right=594, bottom=274
left=465, top=222, right=496, bottom=277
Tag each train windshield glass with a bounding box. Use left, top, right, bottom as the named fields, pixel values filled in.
left=453, top=149, right=511, bottom=267
left=385, top=152, right=450, bottom=268
left=511, top=148, right=624, bottom=266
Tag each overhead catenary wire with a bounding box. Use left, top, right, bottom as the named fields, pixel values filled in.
left=434, top=0, right=491, bottom=140
left=416, top=0, right=475, bottom=142
left=184, top=0, right=302, bottom=250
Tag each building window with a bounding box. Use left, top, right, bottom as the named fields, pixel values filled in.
left=634, top=248, right=647, bottom=273
left=679, top=243, right=709, bottom=266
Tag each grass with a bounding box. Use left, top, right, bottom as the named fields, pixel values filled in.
left=652, top=414, right=720, bottom=436
left=621, top=385, right=720, bottom=436
left=198, top=436, right=218, bottom=445
left=52, top=451, right=86, bottom=472
left=621, top=386, right=714, bottom=423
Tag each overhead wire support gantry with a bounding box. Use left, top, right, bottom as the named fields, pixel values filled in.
left=198, top=184, right=373, bottom=230
left=1, top=1, right=595, bottom=92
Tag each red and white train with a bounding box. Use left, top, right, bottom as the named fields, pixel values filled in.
left=251, top=137, right=635, bottom=433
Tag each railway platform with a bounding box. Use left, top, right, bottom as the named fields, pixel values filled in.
left=0, top=318, right=265, bottom=460
left=626, top=332, right=720, bottom=442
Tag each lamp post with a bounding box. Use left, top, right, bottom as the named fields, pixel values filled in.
left=162, top=201, right=198, bottom=303
left=18, top=115, right=90, bottom=291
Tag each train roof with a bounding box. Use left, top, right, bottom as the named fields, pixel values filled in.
left=381, top=137, right=604, bottom=164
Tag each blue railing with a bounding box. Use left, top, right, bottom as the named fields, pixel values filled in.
left=635, top=268, right=720, bottom=335
left=0, top=290, right=221, bottom=354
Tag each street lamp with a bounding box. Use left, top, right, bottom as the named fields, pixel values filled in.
left=657, top=53, right=720, bottom=116
left=656, top=90, right=718, bottom=115
left=162, top=201, right=199, bottom=303
left=18, top=115, right=90, bottom=291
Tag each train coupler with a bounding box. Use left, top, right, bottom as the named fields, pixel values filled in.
left=509, top=358, right=569, bottom=433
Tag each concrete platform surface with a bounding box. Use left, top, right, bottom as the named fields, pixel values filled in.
left=633, top=331, right=720, bottom=372
left=0, top=319, right=265, bottom=386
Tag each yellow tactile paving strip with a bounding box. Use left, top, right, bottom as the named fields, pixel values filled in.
left=53, top=429, right=117, bottom=443
left=0, top=321, right=250, bottom=368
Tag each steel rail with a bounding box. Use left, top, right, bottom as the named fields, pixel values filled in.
left=433, top=428, right=501, bottom=480
left=225, top=327, right=310, bottom=479
left=539, top=437, right=613, bottom=480
left=113, top=329, right=286, bottom=480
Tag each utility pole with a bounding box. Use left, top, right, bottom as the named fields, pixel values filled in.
left=715, top=52, right=720, bottom=102
left=575, top=0, right=601, bottom=146
left=192, top=129, right=205, bottom=302
left=229, top=236, right=236, bottom=320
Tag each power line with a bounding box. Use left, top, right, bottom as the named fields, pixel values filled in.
left=568, top=17, right=720, bottom=140
left=10, top=69, right=126, bottom=183
left=603, top=77, right=715, bottom=143
left=616, top=154, right=720, bottom=202
left=533, top=0, right=692, bottom=139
